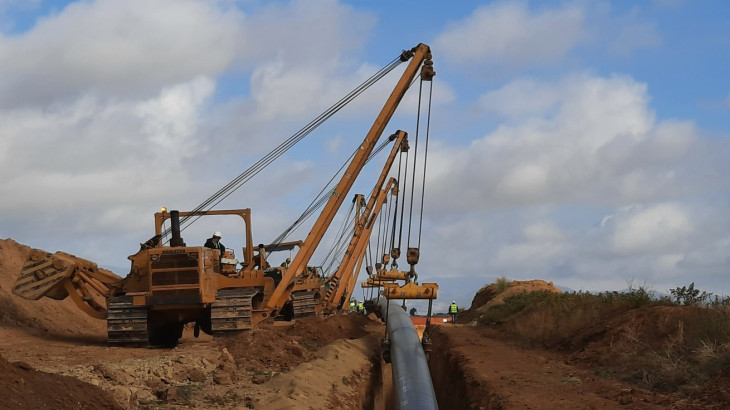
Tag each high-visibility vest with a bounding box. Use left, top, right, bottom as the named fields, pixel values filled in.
left=449, top=303, right=458, bottom=313
left=350, top=301, right=355, bottom=308
left=358, top=302, right=364, bottom=311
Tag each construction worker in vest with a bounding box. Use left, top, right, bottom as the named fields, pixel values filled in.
left=357, top=301, right=365, bottom=314
left=449, top=301, right=458, bottom=323
left=280, top=258, right=291, bottom=268
left=349, top=300, right=356, bottom=312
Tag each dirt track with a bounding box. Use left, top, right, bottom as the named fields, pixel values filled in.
left=1, top=317, right=709, bottom=410
left=0, top=314, right=384, bottom=409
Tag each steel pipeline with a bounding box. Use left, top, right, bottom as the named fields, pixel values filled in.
left=378, top=299, right=438, bottom=410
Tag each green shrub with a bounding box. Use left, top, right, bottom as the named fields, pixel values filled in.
left=494, top=276, right=511, bottom=294
left=669, top=283, right=713, bottom=306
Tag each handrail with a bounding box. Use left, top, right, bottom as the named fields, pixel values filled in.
left=379, top=299, right=438, bottom=410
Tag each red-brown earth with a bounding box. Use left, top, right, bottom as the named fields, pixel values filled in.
left=2, top=238, right=729, bottom=409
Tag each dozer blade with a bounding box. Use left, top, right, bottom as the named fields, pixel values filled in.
left=13, top=249, right=76, bottom=300
left=13, top=249, right=121, bottom=302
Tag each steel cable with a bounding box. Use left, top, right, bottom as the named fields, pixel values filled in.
left=161, top=54, right=405, bottom=240
left=417, top=80, right=433, bottom=248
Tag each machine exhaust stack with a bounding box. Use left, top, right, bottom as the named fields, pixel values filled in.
left=170, top=210, right=186, bottom=247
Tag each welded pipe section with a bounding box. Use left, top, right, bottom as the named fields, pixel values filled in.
left=379, top=299, right=438, bottom=410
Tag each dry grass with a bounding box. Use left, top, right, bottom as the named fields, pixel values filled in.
left=475, top=283, right=730, bottom=394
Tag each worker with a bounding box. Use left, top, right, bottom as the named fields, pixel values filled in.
left=449, top=301, right=458, bottom=324
left=357, top=301, right=365, bottom=314
left=253, top=250, right=270, bottom=270
left=349, top=300, right=356, bottom=312
left=280, top=258, right=291, bottom=268
left=204, top=231, right=225, bottom=255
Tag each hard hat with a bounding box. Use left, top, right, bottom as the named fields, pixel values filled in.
left=286, top=258, right=291, bottom=262
left=213, top=231, right=222, bottom=238
left=452, top=301, right=456, bottom=303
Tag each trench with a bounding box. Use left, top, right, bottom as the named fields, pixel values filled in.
left=359, top=323, right=498, bottom=410
left=427, top=325, right=502, bottom=410
left=324, top=330, right=391, bottom=410
left=361, top=349, right=395, bottom=410
left=358, top=307, right=463, bottom=410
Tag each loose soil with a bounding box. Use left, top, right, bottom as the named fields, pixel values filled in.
left=430, top=324, right=672, bottom=409
left=2, top=238, right=729, bottom=409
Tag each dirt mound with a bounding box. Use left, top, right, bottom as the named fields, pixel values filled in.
left=429, top=324, right=677, bottom=409
left=459, top=279, right=562, bottom=324
left=0, top=313, right=384, bottom=409
left=0, top=355, right=121, bottom=409
left=457, top=279, right=730, bottom=406
left=570, top=305, right=704, bottom=357
left=0, top=239, right=120, bottom=407
left=568, top=305, right=730, bottom=393
left=0, top=238, right=106, bottom=337
left=286, top=312, right=373, bottom=343
left=222, top=313, right=377, bottom=375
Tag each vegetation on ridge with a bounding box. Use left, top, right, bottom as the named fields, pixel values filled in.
left=475, top=281, right=730, bottom=394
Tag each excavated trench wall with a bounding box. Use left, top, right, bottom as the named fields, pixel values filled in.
left=366, top=356, right=394, bottom=410
left=337, top=337, right=393, bottom=410
left=428, top=325, right=501, bottom=410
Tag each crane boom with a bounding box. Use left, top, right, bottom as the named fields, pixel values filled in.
left=319, top=130, right=406, bottom=310
left=330, top=177, right=398, bottom=310
left=9, top=43, right=436, bottom=346
left=265, top=43, right=433, bottom=312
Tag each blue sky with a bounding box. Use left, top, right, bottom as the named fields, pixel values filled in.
left=0, top=0, right=729, bottom=312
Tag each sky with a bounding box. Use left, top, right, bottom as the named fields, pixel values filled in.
left=1, top=0, right=729, bottom=313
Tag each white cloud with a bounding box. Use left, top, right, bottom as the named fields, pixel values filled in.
left=424, top=199, right=726, bottom=295
left=232, top=0, right=375, bottom=69
left=136, top=76, right=215, bottom=158
left=417, top=66, right=730, bottom=295
left=0, top=0, right=726, bottom=306
left=427, top=73, right=708, bottom=210
left=496, top=241, right=565, bottom=270
left=0, top=0, right=409, bottom=262
left=0, top=77, right=215, bottom=222
left=495, top=221, right=566, bottom=269
left=524, top=221, right=564, bottom=242
left=478, top=78, right=562, bottom=120
left=0, top=0, right=242, bottom=107
left=654, top=253, right=684, bottom=272
left=432, top=2, right=665, bottom=72
left=434, top=1, right=586, bottom=68
left=249, top=58, right=344, bottom=121
left=497, top=163, right=549, bottom=200
left=611, top=203, right=692, bottom=254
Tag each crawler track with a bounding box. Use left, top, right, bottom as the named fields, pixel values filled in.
left=106, top=295, right=148, bottom=344
left=211, top=288, right=259, bottom=332
left=291, top=290, right=319, bottom=317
